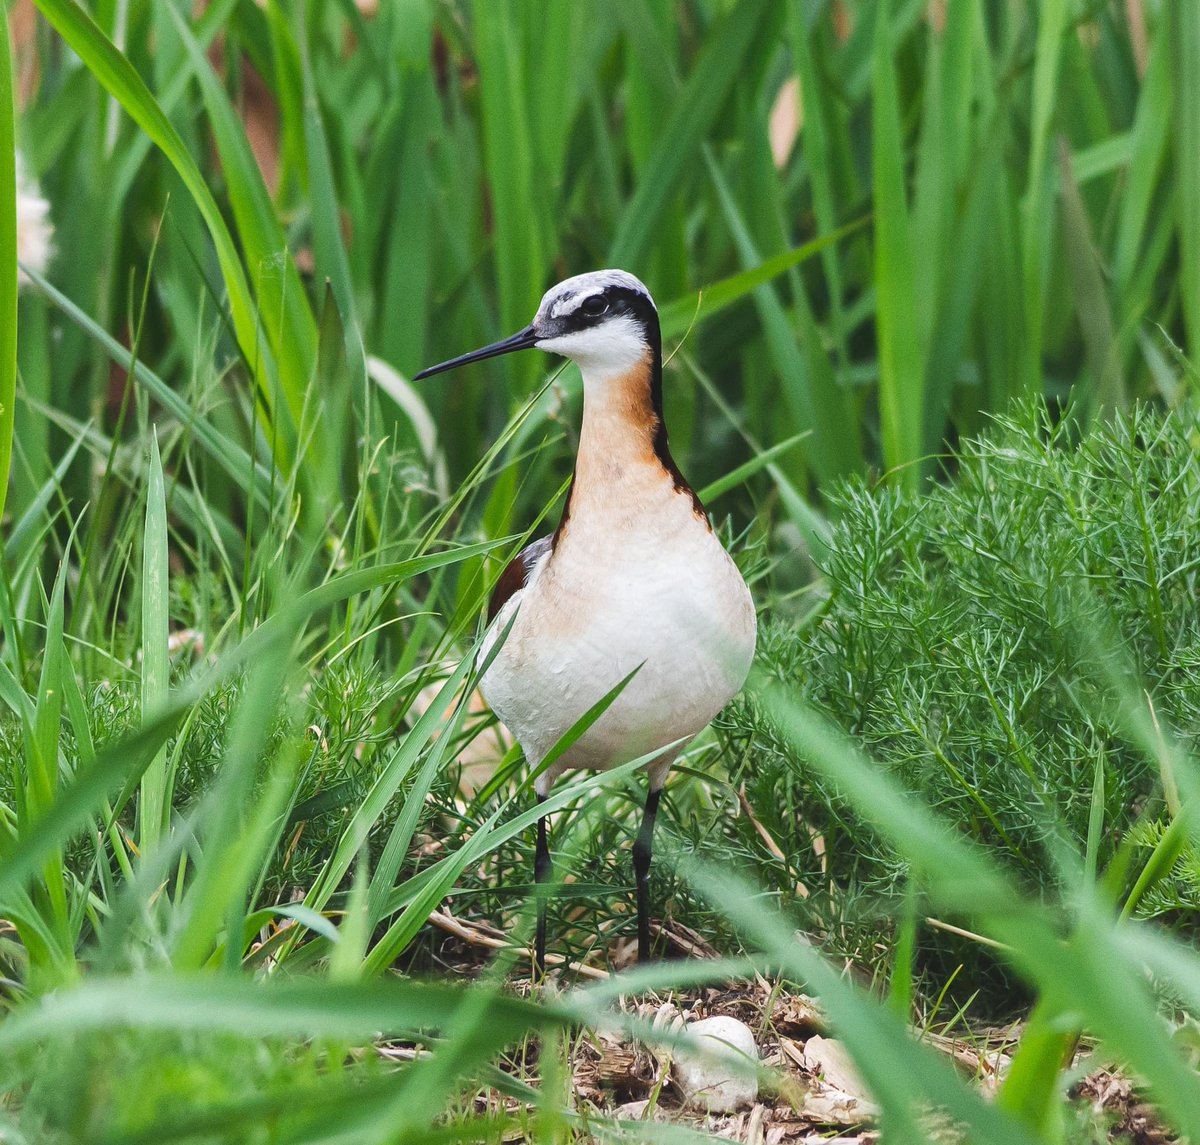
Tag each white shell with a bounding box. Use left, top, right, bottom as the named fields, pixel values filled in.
left=673, top=1016, right=760, bottom=1112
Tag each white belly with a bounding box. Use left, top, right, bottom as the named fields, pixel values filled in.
left=480, top=499, right=756, bottom=795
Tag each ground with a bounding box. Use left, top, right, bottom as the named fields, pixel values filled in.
left=416, top=919, right=1175, bottom=1144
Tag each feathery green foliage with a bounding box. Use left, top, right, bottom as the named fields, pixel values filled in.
left=730, top=402, right=1200, bottom=964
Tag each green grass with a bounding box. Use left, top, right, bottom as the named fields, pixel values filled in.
left=0, top=8, right=15, bottom=527
left=727, top=402, right=1200, bottom=969
left=10, top=1, right=1191, bottom=521
left=4, top=2, right=1200, bottom=1142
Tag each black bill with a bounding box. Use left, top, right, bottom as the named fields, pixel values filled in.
left=413, top=324, right=539, bottom=380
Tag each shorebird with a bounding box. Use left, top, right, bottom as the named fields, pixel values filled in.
left=415, top=270, right=756, bottom=969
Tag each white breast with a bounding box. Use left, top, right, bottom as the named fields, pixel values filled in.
left=480, top=483, right=756, bottom=795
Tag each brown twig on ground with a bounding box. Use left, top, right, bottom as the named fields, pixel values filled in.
left=737, top=784, right=811, bottom=899
left=427, top=907, right=609, bottom=980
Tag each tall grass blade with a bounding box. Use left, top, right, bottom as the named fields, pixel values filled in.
left=657, top=220, right=868, bottom=343
left=28, top=0, right=294, bottom=464
left=472, top=1, right=545, bottom=363
left=164, top=3, right=316, bottom=440
left=1113, top=31, right=1171, bottom=304
left=996, top=997, right=1072, bottom=1140
left=170, top=610, right=299, bottom=970
left=307, top=653, right=476, bottom=919
left=609, top=0, right=777, bottom=270
left=0, top=13, right=16, bottom=525
left=20, top=268, right=266, bottom=502
left=3, top=430, right=86, bottom=566
left=14, top=555, right=75, bottom=979
left=291, top=3, right=365, bottom=396
left=697, top=432, right=809, bottom=503
left=1057, top=136, right=1123, bottom=416
left=0, top=973, right=558, bottom=1056
left=0, top=540, right=504, bottom=905
left=1172, top=1, right=1200, bottom=363
left=1021, top=0, right=1067, bottom=395
left=0, top=705, right=185, bottom=904
left=871, top=1, right=925, bottom=489
left=788, top=2, right=849, bottom=364
left=669, top=865, right=1035, bottom=1144
left=137, top=431, right=170, bottom=853
left=706, top=153, right=858, bottom=487
left=758, top=681, right=1200, bottom=1140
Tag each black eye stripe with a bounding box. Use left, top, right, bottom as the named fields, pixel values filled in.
left=553, top=283, right=656, bottom=333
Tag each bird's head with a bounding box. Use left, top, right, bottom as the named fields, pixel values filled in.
left=414, top=269, right=659, bottom=382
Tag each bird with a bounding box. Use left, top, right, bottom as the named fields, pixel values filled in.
left=415, top=269, right=757, bottom=970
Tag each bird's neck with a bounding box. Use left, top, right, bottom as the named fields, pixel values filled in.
left=577, top=351, right=661, bottom=470
left=557, top=334, right=706, bottom=534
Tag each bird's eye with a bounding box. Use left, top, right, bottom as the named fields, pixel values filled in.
left=579, top=295, right=609, bottom=318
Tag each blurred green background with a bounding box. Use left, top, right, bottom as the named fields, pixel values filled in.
left=11, top=0, right=1188, bottom=543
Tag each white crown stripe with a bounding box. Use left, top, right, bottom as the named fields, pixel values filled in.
left=550, top=287, right=604, bottom=320
left=536, top=269, right=656, bottom=326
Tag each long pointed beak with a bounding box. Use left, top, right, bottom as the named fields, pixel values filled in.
left=413, top=324, right=539, bottom=380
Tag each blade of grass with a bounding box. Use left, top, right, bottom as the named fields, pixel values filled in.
left=696, top=432, right=809, bottom=503
left=788, top=2, right=849, bottom=363
left=308, top=284, right=352, bottom=519
left=682, top=349, right=832, bottom=563
left=657, top=219, right=869, bottom=343
left=289, top=3, right=365, bottom=401
left=911, top=0, right=976, bottom=323
left=608, top=0, right=777, bottom=270
left=1172, top=2, right=1200, bottom=362
left=1057, top=136, right=1123, bottom=416
left=996, top=996, right=1073, bottom=1139
left=920, top=143, right=992, bottom=458
left=0, top=13, right=16, bottom=525
left=471, top=0, right=545, bottom=385
left=163, top=3, right=316, bottom=443
left=0, top=973, right=560, bottom=1058
left=109, top=0, right=239, bottom=204
left=581, top=861, right=1037, bottom=1145
left=370, top=73, right=438, bottom=374
left=22, top=264, right=268, bottom=503
left=362, top=676, right=657, bottom=975
left=1113, top=29, right=1170, bottom=303
left=304, top=652, right=477, bottom=920
left=758, top=679, right=1200, bottom=1140
left=706, top=151, right=859, bottom=487
left=872, top=0, right=925, bottom=489
left=0, top=540, right=506, bottom=904
left=137, top=431, right=170, bottom=854
left=619, top=6, right=686, bottom=300
left=15, top=555, right=76, bottom=979
left=1021, top=0, right=1068, bottom=395
left=171, top=601, right=301, bottom=969
left=3, top=425, right=86, bottom=566
left=29, top=0, right=295, bottom=467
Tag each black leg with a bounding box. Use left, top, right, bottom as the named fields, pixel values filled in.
left=632, top=788, right=662, bottom=963
left=534, top=794, right=550, bottom=975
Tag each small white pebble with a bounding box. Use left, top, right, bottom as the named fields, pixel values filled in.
left=672, top=1015, right=759, bottom=1112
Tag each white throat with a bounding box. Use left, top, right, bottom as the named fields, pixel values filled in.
left=535, top=315, right=648, bottom=380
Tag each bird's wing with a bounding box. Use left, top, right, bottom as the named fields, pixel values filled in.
left=487, top=535, right=553, bottom=621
